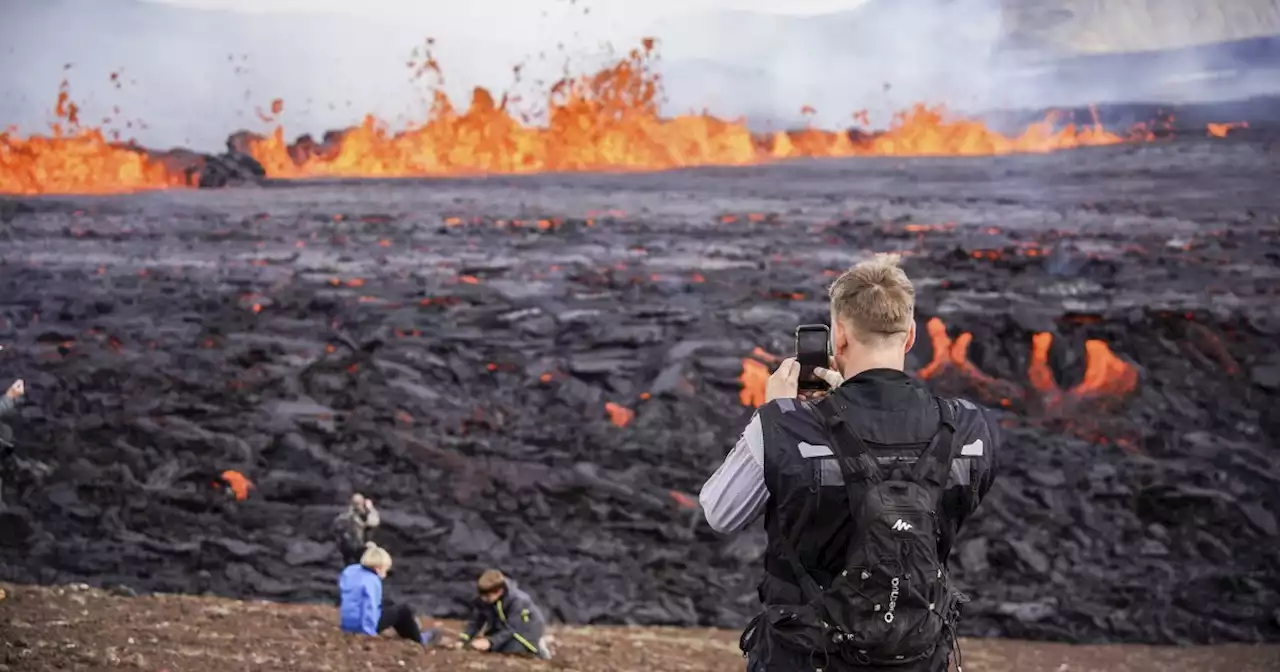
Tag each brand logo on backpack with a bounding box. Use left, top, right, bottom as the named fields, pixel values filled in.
left=891, top=518, right=913, bottom=531
left=884, top=577, right=901, bottom=623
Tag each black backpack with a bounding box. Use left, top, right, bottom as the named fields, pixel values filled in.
left=759, top=397, right=967, bottom=667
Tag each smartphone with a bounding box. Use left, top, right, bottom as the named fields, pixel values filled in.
left=794, top=324, right=831, bottom=391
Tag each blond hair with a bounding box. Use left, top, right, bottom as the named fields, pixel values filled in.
left=360, top=542, right=392, bottom=572
left=828, top=253, right=915, bottom=345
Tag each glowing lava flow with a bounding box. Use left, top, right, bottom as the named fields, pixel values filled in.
left=1029, top=333, right=1139, bottom=404
left=219, top=470, right=254, bottom=502
left=911, top=317, right=1137, bottom=412
left=1207, top=122, right=1247, bottom=138
left=3, top=41, right=1167, bottom=194
left=739, top=358, right=771, bottom=408
left=736, top=317, right=1138, bottom=441
left=0, top=83, right=187, bottom=195
left=246, top=42, right=1138, bottom=179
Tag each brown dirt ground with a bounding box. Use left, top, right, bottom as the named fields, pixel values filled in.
left=1, top=583, right=1278, bottom=672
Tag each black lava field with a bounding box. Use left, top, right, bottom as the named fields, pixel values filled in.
left=1, top=127, right=1278, bottom=645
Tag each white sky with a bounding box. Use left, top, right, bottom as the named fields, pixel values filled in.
left=141, top=0, right=878, bottom=57
left=147, top=0, right=874, bottom=19
left=7, top=0, right=1149, bottom=151
left=3, top=0, right=1258, bottom=151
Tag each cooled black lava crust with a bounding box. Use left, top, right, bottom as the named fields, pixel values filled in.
left=1, top=134, right=1278, bottom=644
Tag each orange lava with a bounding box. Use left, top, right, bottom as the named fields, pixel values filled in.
left=247, top=42, right=1136, bottom=179
left=1027, top=332, right=1062, bottom=404
left=0, top=83, right=188, bottom=195
left=669, top=490, right=698, bottom=509
left=220, top=470, right=254, bottom=502
left=1207, top=122, right=1247, bottom=138
left=916, top=317, right=1000, bottom=387
left=2, top=42, right=1162, bottom=195
left=739, top=358, right=771, bottom=408
left=605, top=401, right=635, bottom=428
left=1026, top=332, right=1138, bottom=403
left=1075, top=340, right=1138, bottom=399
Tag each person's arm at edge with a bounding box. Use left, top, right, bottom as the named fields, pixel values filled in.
left=975, top=405, right=999, bottom=501
left=698, top=411, right=768, bottom=534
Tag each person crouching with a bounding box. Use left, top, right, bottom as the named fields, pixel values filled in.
left=458, top=569, right=551, bottom=659
left=338, top=542, right=439, bottom=646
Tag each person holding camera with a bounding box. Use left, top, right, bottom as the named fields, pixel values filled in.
left=700, top=253, right=999, bottom=672
left=333, top=492, right=381, bottom=567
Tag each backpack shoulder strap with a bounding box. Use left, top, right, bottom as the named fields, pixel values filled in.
left=767, top=497, right=826, bottom=603
left=813, top=398, right=883, bottom=485
left=910, top=397, right=956, bottom=487
left=764, top=397, right=878, bottom=608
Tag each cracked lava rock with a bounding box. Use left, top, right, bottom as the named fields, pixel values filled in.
left=1, top=131, right=1278, bottom=646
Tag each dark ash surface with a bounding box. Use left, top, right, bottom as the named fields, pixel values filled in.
left=1, top=137, right=1278, bottom=645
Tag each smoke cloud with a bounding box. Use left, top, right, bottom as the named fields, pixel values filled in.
left=2, top=0, right=1276, bottom=153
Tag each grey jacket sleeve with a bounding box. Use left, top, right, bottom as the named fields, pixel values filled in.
left=942, top=399, right=1001, bottom=533
left=699, top=413, right=769, bottom=533
left=0, top=395, right=15, bottom=416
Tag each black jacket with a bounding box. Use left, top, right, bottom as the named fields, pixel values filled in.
left=757, top=368, right=999, bottom=607
left=460, top=578, right=547, bottom=655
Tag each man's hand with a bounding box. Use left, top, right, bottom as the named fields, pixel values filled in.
left=5, top=380, right=23, bottom=400
left=766, top=360, right=844, bottom=403
left=765, top=358, right=800, bottom=403
left=814, top=362, right=843, bottom=388
left=799, top=365, right=844, bottom=401
left=363, top=497, right=374, bottom=511
left=470, top=637, right=491, bottom=652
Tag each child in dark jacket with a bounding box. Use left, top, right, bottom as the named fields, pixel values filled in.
left=458, top=569, right=552, bottom=659
left=338, top=542, right=438, bottom=646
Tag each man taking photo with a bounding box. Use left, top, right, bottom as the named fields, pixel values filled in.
left=700, top=253, right=999, bottom=672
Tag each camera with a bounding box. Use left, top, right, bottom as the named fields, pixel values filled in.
left=794, top=324, right=831, bottom=391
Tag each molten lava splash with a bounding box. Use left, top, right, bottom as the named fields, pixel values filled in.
left=245, top=41, right=1139, bottom=179
left=1075, top=340, right=1139, bottom=398
left=0, top=83, right=187, bottom=195
left=1026, top=332, right=1138, bottom=405
left=1207, top=122, right=1247, bottom=138
left=739, top=358, right=771, bottom=408
left=605, top=401, right=635, bottom=428
left=917, top=318, right=1138, bottom=415
left=916, top=317, right=1001, bottom=388
left=1027, top=332, right=1062, bottom=405
left=1, top=42, right=1189, bottom=194
left=220, top=470, right=254, bottom=502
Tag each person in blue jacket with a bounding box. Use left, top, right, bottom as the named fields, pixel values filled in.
left=338, top=542, right=439, bottom=646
